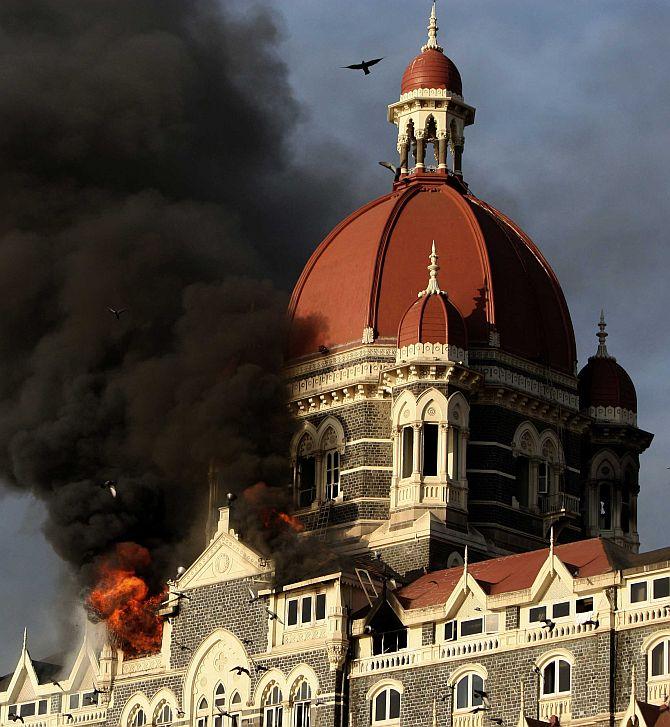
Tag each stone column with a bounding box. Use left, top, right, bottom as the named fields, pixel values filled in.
left=453, top=139, right=464, bottom=176
left=399, top=139, right=409, bottom=174
left=438, top=133, right=448, bottom=172
left=415, top=131, right=426, bottom=170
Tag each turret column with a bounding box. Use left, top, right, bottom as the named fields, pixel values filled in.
left=399, top=138, right=410, bottom=175
left=437, top=132, right=448, bottom=173
left=452, top=137, right=464, bottom=176
left=415, top=131, right=426, bottom=170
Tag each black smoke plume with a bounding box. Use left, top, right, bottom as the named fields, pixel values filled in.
left=0, top=0, right=354, bottom=593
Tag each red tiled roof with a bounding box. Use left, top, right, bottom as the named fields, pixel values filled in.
left=578, top=355, right=637, bottom=413
left=637, top=701, right=670, bottom=727
left=396, top=538, right=624, bottom=610
left=397, top=292, right=468, bottom=350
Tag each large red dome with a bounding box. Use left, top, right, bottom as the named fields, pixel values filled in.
left=288, top=175, right=576, bottom=374
left=401, top=49, right=462, bottom=96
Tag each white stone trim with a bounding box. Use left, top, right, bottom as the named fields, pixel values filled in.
left=468, top=441, right=513, bottom=451
left=587, top=405, right=637, bottom=425
left=340, top=466, right=393, bottom=476
left=480, top=365, right=579, bottom=409
left=396, top=342, right=467, bottom=365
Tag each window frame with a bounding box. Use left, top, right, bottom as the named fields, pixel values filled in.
left=263, top=685, right=283, bottom=727
left=654, top=577, right=670, bottom=601
left=540, top=657, right=572, bottom=697
left=370, top=687, right=401, bottom=725
left=285, top=592, right=328, bottom=628
left=459, top=617, right=484, bottom=638
left=401, top=426, right=414, bottom=480
left=650, top=639, right=670, bottom=678
left=630, top=581, right=648, bottom=604
left=292, top=680, right=312, bottom=727
left=324, top=449, right=340, bottom=500
left=454, top=673, right=485, bottom=712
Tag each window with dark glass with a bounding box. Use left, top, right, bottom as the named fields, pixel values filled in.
left=460, top=618, right=484, bottom=637
left=542, top=659, right=571, bottom=695
left=651, top=641, right=670, bottom=677
left=297, top=456, right=316, bottom=507
left=287, top=599, right=298, bottom=625
left=372, top=688, right=401, bottom=723
left=529, top=606, right=547, bottom=623
left=315, top=593, right=327, bottom=620
left=401, top=427, right=414, bottom=478
left=514, top=457, right=530, bottom=507
left=455, top=674, right=484, bottom=711
left=422, top=424, right=439, bottom=476
left=301, top=596, right=313, bottom=624
left=631, top=582, right=648, bottom=603
left=552, top=602, right=570, bottom=618
left=654, top=578, right=670, bottom=600
left=451, top=427, right=460, bottom=479
left=576, top=597, right=593, bottom=613
left=372, top=629, right=407, bottom=655
left=444, top=620, right=456, bottom=641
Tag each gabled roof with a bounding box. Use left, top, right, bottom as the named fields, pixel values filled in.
left=396, top=538, right=635, bottom=609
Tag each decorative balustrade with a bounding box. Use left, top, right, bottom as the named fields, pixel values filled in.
left=66, top=710, right=107, bottom=725
left=453, top=711, right=484, bottom=727
left=353, top=650, right=420, bottom=675
left=439, top=636, right=499, bottom=659
left=647, top=679, right=670, bottom=704
left=619, top=605, right=670, bottom=627
left=539, top=696, right=571, bottom=721
left=539, top=492, right=580, bottom=517
left=524, top=622, right=597, bottom=644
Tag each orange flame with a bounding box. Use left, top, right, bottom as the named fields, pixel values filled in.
left=87, top=543, right=165, bottom=657
left=276, top=511, right=305, bottom=532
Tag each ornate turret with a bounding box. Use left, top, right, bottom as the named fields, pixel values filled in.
left=388, top=2, right=475, bottom=176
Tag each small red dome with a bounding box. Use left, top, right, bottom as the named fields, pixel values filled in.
left=398, top=293, right=467, bottom=350
left=401, top=49, right=462, bottom=95
left=578, top=356, right=637, bottom=413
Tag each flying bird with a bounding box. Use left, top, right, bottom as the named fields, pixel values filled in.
left=9, top=715, right=25, bottom=723
left=583, top=617, right=599, bottom=628
left=107, top=307, right=128, bottom=320
left=172, top=590, right=191, bottom=601
left=247, top=586, right=262, bottom=604
left=51, top=680, right=64, bottom=691
left=342, top=58, right=384, bottom=75
left=265, top=606, right=283, bottom=623
left=541, top=618, right=555, bottom=631
left=474, top=690, right=491, bottom=709
left=64, top=715, right=74, bottom=723
left=318, top=345, right=330, bottom=354
left=489, top=719, right=504, bottom=725
left=470, top=707, right=489, bottom=714
left=176, top=711, right=185, bottom=719
left=230, top=666, right=251, bottom=677
left=100, top=480, right=117, bottom=498
left=175, top=641, right=192, bottom=652
left=253, top=663, right=269, bottom=674
left=379, top=161, right=401, bottom=182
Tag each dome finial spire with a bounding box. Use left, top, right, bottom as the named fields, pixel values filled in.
left=422, top=2, right=444, bottom=53
left=418, top=241, right=443, bottom=297
left=596, top=309, right=610, bottom=358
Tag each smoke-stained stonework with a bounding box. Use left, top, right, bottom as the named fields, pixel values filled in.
left=1, top=4, right=669, bottom=727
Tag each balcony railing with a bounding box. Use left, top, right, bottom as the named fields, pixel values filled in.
left=647, top=679, right=670, bottom=704
left=539, top=696, right=571, bottom=721
left=539, top=492, right=580, bottom=517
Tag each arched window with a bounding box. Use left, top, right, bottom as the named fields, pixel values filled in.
left=455, top=673, right=484, bottom=711
left=541, top=658, right=571, bottom=696
left=130, top=708, right=147, bottom=727
left=650, top=639, right=670, bottom=677
left=263, top=685, right=283, bottom=727
left=196, top=697, right=209, bottom=727
left=296, top=435, right=316, bottom=508
left=292, top=680, right=312, bottom=727
left=223, top=692, right=241, bottom=727
left=155, top=703, right=173, bottom=726
left=371, top=687, right=401, bottom=724
left=212, top=684, right=226, bottom=727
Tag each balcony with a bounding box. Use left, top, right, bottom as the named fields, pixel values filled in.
left=453, top=712, right=484, bottom=727
left=539, top=492, right=580, bottom=519
left=647, top=678, right=670, bottom=705
left=539, top=696, right=571, bottom=721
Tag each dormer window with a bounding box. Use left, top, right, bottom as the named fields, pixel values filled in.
left=286, top=592, right=327, bottom=627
